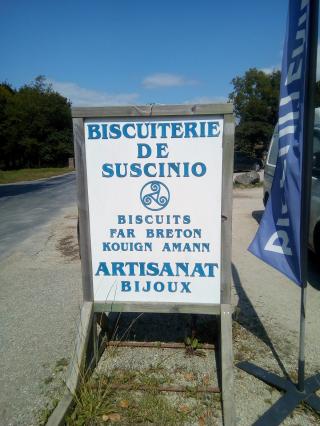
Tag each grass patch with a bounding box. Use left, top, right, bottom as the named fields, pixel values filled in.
left=67, top=384, right=205, bottom=425
left=0, top=167, right=74, bottom=184
left=66, top=379, right=117, bottom=425
left=118, top=392, right=190, bottom=425
left=67, top=373, right=188, bottom=425
left=67, top=367, right=219, bottom=425
left=67, top=385, right=189, bottom=425
left=54, top=357, right=70, bottom=372
left=93, top=367, right=174, bottom=391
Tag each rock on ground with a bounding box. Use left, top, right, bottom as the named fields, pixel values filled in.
left=234, top=171, right=260, bottom=186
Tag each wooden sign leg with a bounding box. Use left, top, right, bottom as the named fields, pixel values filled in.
left=86, top=312, right=99, bottom=370
left=220, top=304, right=236, bottom=426
left=46, top=301, right=94, bottom=426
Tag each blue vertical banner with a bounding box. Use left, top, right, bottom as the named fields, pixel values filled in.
left=249, top=0, right=311, bottom=286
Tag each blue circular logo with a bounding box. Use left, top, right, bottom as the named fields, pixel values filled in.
left=140, top=181, right=170, bottom=211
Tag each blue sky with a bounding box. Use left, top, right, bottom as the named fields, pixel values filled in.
left=0, top=0, right=290, bottom=106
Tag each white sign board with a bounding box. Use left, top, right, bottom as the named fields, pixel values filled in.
left=84, top=116, right=223, bottom=305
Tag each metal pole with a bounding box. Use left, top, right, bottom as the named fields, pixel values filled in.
left=297, top=283, right=307, bottom=391
left=297, top=0, right=318, bottom=393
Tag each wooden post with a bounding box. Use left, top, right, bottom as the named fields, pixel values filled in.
left=46, top=301, right=94, bottom=426
left=220, top=111, right=235, bottom=426
left=221, top=304, right=235, bottom=426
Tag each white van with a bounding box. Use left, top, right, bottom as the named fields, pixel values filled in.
left=264, top=109, right=320, bottom=255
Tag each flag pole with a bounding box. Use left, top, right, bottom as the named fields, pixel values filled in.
left=297, top=0, right=318, bottom=393
left=297, top=283, right=307, bottom=391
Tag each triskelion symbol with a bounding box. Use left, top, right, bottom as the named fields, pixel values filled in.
left=140, top=181, right=170, bottom=211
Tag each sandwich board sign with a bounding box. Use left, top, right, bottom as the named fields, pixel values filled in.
left=71, top=104, right=235, bottom=425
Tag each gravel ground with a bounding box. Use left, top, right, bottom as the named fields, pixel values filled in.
left=231, top=187, right=320, bottom=425
left=0, top=206, right=82, bottom=426
left=1, top=186, right=320, bottom=425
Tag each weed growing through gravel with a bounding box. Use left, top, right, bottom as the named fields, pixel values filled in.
left=66, top=370, right=220, bottom=425
left=66, top=381, right=190, bottom=425
left=67, top=367, right=183, bottom=425
left=66, top=311, right=222, bottom=424
left=38, top=398, right=59, bottom=426
left=184, top=336, right=206, bottom=357
left=55, top=357, right=69, bottom=371
left=67, top=335, right=219, bottom=424
left=66, top=375, right=117, bottom=425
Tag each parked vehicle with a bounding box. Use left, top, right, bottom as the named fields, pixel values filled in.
left=264, top=109, right=320, bottom=255
left=234, top=151, right=263, bottom=172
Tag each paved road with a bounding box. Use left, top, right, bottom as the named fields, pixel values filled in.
left=0, top=173, right=76, bottom=260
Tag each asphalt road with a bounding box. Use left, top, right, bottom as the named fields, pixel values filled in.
left=0, top=173, right=76, bottom=260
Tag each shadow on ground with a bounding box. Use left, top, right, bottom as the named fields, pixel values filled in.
left=232, top=263, right=290, bottom=379
left=104, top=312, right=219, bottom=345
left=308, top=252, right=320, bottom=290
left=0, top=173, right=75, bottom=198
left=252, top=210, right=263, bottom=224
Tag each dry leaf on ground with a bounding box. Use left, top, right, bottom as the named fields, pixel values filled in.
left=202, top=374, right=210, bottom=385
left=198, top=416, right=206, bottom=425
left=184, top=372, right=195, bottom=380
left=119, top=399, right=129, bottom=408
left=178, top=404, right=191, bottom=413
left=102, top=413, right=121, bottom=422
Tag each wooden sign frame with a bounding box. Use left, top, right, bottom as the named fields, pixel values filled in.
left=47, top=104, right=235, bottom=426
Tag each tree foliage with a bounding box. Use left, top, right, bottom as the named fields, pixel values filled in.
left=229, top=69, right=320, bottom=157
left=229, top=68, right=281, bottom=156
left=0, top=76, right=73, bottom=169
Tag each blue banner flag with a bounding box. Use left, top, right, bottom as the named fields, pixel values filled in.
left=249, top=0, right=312, bottom=286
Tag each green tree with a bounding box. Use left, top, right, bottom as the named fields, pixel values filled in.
left=0, top=83, right=16, bottom=168
left=0, top=76, right=73, bottom=169
left=229, top=68, right=281, bottom=156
